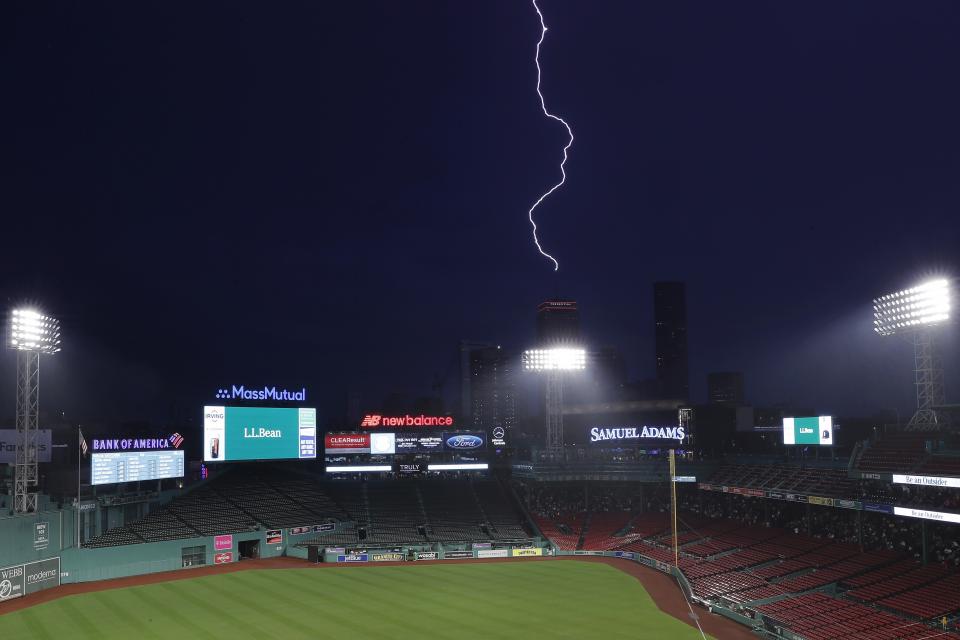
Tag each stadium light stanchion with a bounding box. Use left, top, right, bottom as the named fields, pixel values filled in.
left=521, top=348, right=586, bottom=452
left=669, top=449, right=678, bottom=568
left=7, top=307, right=61, bottom=514
left=872, top=278, right=953, bottom=430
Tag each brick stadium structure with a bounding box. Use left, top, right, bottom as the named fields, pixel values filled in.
left=2, top=429, right=960, bottom=640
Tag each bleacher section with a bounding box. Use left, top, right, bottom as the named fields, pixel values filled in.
left=708, top=464, right=857, bottom=499
left=855, top=432, right=929, bottom=474
left=86, top=470, right=532, bottom=550
left=528, top=502, right=960, bottom=639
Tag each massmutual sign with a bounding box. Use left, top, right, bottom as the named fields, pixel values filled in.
left=589, top=426, right=686, bottom=443
left=215, top=385, right=306, bottom=402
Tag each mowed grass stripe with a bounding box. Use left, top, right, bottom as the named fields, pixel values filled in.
left=316, top=566, right=509, bottom=640
left=191, top=573, right=310, bottom=638
left=93, top=589, right=165, bottom=640
left=0, top=561, right=711, bottom=640
left=250, top=569, right=401, bottom=639
left=163, top=574, right=277, bottom=639
left=234, top=571, right=391, bottom=640
left=149, top=582, right=223, bottom=640
left=52, top=596, right=101, bottom=639
left=9, top=606, right=53, bottom=640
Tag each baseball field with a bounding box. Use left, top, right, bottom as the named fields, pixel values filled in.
left=0, top=560, right=712, bottom=640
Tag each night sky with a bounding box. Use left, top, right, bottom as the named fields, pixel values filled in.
left=2, top=1, right=959, bottom=427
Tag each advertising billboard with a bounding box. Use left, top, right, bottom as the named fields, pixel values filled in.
left=511, top=548, right=543, bottom=557
left=91, top=450, right=185, bottom=485
left=325, top=431, right=484, bottom=455
left=266, top=529, right=283, bottom=545
left=0, top=557, right=60, bottom=602
left=893, top=474, right=960, bottom=489
left=0, top=429, right=52, bottom=464
left=442, top=432, right=486, bottom=452
left=203, top=406, right=317, bottom=462
left=782, top=416, right=833, bottom=446
left=589, top=426, right=685, bottom=443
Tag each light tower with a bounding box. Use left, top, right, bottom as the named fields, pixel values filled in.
left=872, top=279, right=952, bottom=430
left=7, top=308, right=61, bottom=513
left=522, top=347, right=586, bottom=450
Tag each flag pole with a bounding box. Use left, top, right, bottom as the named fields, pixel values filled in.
left=77, top=426, right=81, bottom=549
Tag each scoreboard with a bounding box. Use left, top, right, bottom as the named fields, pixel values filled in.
left=91, top=450, right=185, bottom=485
left=324, top=431, right=489, bottom=473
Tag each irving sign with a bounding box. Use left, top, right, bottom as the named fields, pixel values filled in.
left=589, top=426, right=686, bottom=443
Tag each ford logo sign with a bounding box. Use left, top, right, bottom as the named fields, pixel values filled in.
left=446, top=435, right=483, bottom=449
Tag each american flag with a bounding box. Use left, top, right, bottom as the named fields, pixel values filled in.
left=79, top=429, right=88, bottom=457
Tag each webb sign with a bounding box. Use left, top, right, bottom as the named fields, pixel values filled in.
left=0, top=558, right=60, bottom=602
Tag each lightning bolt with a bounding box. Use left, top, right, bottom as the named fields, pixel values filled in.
left=528, top=0, right=574, bottom=272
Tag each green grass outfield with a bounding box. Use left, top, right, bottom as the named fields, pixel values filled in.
left=0, top=561, right=710, bottom=640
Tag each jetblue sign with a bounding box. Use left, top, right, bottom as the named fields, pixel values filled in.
left=589, top=426, right=686, bottom=443
left=215, top=385, right=306, bottom=402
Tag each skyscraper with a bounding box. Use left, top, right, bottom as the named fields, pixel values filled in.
left=708, top=372, right=745, bottom=405
left=536, top=299, right=580, bottom=345
left=654, top=282, right=689, bottom=401
left=466, top=346, right=516, bottom=432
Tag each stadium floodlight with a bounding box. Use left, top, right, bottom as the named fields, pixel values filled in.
left=7, top=307, right=61, bottom=515
left=522, top=346, right=587, bottom=451
left=873, top=279, right=951, bottom=336
left=521, top=348, right=586, bottom=371
left=872, top=278, right=954, bottom=430
left=8, top=309, right=61, bottom=354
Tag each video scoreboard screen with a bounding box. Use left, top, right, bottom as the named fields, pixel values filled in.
left=783, top=416, right=833, bottom=446
left=91, top=450, right=185, bottom=485
left=324, top=431, right=485, bottom=455
left=324, top=430, right=488, bottom=473
left=204, top=406, right=317, bottom=462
